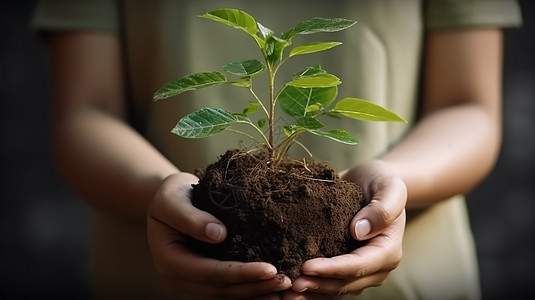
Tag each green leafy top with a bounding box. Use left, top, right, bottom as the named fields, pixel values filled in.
left=154, top=8, right=406, bottom=163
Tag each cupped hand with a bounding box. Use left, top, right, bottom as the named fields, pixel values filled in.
left=147, top=172, right=292, bottom=299
left=283, top=160, right=407, bottom=299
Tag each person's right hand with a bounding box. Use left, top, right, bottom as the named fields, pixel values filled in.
left=147, top=172, right=292, bottom=299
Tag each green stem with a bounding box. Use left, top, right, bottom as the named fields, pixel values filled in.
left=273, top=56, right=289, bottom=77
left=248, top=86, right=269, bottom=119
left=269, top=67, right=275, bottom=151
left=260, top=48, right=276, bottom=160
left=273, top=130, right=304, bottom=163
left=294, top=140, right=314, bottom=158
left=236, top=120, right=272, bottom=150
left=271, top=56, right=290, bottom=109
left=226, top=128, right=264, bottom=145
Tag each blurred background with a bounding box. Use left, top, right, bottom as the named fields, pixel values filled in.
left=1, top=1, right=533, bottom=298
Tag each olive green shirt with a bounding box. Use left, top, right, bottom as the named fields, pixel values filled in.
left=33, top=1, right=521, bottom=299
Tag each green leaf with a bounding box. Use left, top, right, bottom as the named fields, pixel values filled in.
left=257, top=118, right=266, bottom=128
left=257, top=22, right=273, bottom=38
left=242, top=102, right=261, bottom=116
left=223, top=59, right=265, bottom=77
left=305, top=103, right=323, bottom=115
left=278, top=86, right=337, bottom=116
left=283, top=125, right=294, bottom=137
left=201, top=8, right=257, bottom=36
left=325, top=111, right=343, bottom=119
left=296, top=117, right=324, bottom=130
left=330, top=98, right=407, bottom=122
left=265, top=35, right=290, bottom=65
left=232, top=113, right=249, bottom=121
left=288, top=66, right=340, bottom=88
left=200, top=8, right=264, bottom=47
left=293, top=65, right=327, bottom=79
left=153, top=72, right=226, bottom=100
left=228, top=79, right=251, bottom=88
left=171, top=108, right=238, bottom=138
left=287, top=73, right=341, bottom=88
left=289, top=42, right=342, bottom=57
left=282, top=17, right=357, bottom=40
left=307, top=129, right=358, bottom=145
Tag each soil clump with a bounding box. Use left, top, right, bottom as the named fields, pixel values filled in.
left=189, top=148, right=365, bottom=279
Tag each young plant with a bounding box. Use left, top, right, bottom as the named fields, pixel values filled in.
left=153, top=8, right=406, bottom=163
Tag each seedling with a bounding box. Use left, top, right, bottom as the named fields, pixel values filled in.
left=154, top=8, right=406, bottom=163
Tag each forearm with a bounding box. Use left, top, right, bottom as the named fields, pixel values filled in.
left=48, top=33, right=180, bottom=221
left=380, top=103, right=501, bottom=208
left=53, top=107, right=179, bottom=221
left=379, top=29, right=503, bottom=208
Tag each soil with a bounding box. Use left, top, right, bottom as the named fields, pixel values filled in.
left=188, top=148, right=365, bottom=279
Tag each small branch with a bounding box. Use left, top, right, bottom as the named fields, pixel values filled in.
left=273, top=56, right=289, bottom=77
left=294, top=140, right=314, bottom=158
left=273, top=130, right=304, bottom=163
left=226, top=128, right=264, bottom=145
left=236, top=120, right=272, bottom=150
left=248, top=86, right=269, bottom=119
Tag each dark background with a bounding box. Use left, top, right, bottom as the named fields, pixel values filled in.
left=1, top=1, right=533, bottom=298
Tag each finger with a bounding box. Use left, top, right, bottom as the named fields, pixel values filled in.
left=147, top=216, right=280, bottom=284
left=289, top=272, right=389, bottom=297
left=245, top=294, right=284, bottom=300
left=350, top=176, right=406, bottom=240
left=282, top=290, right=306, bottom=300
left=164, top=274, right=291, bottom=299
left=300, top=210, right=405, bottom=279
left=283, top=290, right=342, bottom=300
left=283, top=290, right=343, bottom=300
left=150, top=172, right=228, bottom=244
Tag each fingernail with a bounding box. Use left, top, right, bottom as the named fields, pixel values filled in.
left=274, top=274, right=292, bottom=290
left=205, top=223, right=223, bottom=242
left=355, top=219, right=371, bottom=239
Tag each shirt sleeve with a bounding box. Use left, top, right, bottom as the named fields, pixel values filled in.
left=425, top=0, right=522, bottom=30
left=31, top=0, right=120, bottom=33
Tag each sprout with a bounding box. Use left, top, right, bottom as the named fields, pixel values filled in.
left=154, top=8, right=406, bottom=164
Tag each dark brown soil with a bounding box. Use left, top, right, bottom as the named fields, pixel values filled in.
left=188, top=148, right=365, bottom=279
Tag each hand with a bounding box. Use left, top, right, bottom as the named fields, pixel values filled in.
left=147, top=172, right=292, bottom=299
left=283, top=160, right=406, bottom=299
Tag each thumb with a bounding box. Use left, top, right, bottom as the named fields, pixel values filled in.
left=350, top=177, right=407, bottom=241
left=149, top=172, right=227, bottom=244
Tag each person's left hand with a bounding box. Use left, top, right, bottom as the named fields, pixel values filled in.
left=282, top=160, right=407, bottom=299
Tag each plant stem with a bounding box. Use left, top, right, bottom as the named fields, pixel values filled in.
left=226, top=128, right=264, bottom=146
left=236, top=120, right=272, bottom=150
left=273, top=130, right=304, bottom=163
left=268, top=66, right=275, bottom=153
left=273, top=56, right=289, bottom=78
left=260, top=48, right=276, bottom=161
left=248, top=86, right=269, bottom=119
left=294, top=140, right=314, bottom=158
